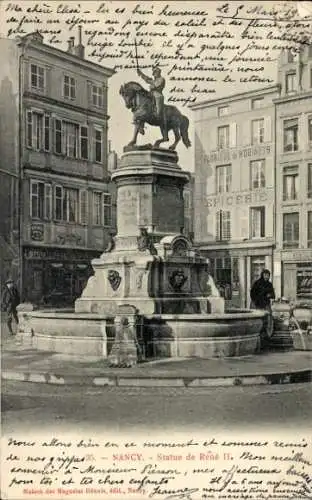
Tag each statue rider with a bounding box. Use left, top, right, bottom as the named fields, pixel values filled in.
left=137, top=66, right=168, bottom=141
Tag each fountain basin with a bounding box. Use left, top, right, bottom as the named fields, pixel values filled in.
left=18, top=308, right=266, bottom=359
left=143, top=310, right=266, bottom=358
left=18, top=309, right=114, bottom=357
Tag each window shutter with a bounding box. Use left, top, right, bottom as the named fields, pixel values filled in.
left=239, top=207, right=249, bottom=239
left=103, top=193, right=112, bottom=227
left=230, top=123, right=237, bottom=147
left=80, top=126, right=88, bottom=160
left=26, top=111, right=32, bottom=148
left=30, top=180, right=38, bottom=218
left=87, top=81, right=92, bottom=106
left=264, top=116, right=271, bottom=142
left=266, top=204, right=273, bottom=237
left=44, top=115, right=50, bottom=151
left=299, top=114, right=306, bottom=152
left=54, top=118, right=62, bottom=154
left=44, top=184, right=52, bottom=220
left=216, top=210, right=221, bottom=240
left=79, top=190, right=88, bottom=225
left=206, top=210, right=216, bottom=240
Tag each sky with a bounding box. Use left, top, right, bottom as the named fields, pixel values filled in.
left=1, top=0, right=310, bottom=171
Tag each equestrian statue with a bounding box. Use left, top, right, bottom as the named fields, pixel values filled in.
left=119, top=61, right=191, bottom=151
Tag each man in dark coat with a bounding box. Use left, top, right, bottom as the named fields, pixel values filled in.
left=250, top=269, right=275, bottom=344
left=1, top=279, right=20, bottom=335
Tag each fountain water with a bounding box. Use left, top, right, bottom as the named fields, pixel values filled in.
left=18, top=149, right=266, bottom=358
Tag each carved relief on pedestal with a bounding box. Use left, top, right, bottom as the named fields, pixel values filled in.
left=168, top=269, right=188, bottom=292
left=107, top=270, right=122, bottom=291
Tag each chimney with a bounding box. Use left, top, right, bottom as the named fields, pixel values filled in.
left=67, top=37, right=75, bottom=53
left=74, top=26, right=85, bottom=59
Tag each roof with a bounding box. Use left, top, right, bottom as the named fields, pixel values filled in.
left=189, top=84, right=281, bottom=110
left=16, top=32, right=115, bottom=78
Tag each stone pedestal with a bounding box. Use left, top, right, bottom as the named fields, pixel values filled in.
left=114, top=149, right=190, bottom=241
left=75, top=149, right=201, bottom=316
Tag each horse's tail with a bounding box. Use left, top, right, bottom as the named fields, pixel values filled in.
left=180, top=114, right=191, bottom=148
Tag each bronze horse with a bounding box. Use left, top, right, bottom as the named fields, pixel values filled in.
left=119, top=82, right=191, bottom=151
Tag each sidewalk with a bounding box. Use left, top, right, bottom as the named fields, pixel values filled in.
left=2, top=329, right=311, bottom=388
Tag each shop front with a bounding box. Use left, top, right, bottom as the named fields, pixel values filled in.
left=23, top=246, right=101, bottom=307
left=201, top=244, right=274, bottom=309
left=281, top=250, right=312, bottom=303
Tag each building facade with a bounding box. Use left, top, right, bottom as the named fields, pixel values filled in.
left=191, top=86, right=280, bottom=307
left=274, top=47, right=312, bottom=302
left=0, top=31, right=116, bottom=305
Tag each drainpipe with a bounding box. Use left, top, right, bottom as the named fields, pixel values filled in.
left=273, top=93, right=278, bottom=295
left=17, top=41, right=25, bottom=300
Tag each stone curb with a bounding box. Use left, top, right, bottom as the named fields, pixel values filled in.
left=2, top=369, right=311, bottom=388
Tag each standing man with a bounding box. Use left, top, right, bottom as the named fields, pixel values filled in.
left=250, top=269, right=275, bottom=346
left=1, top=278, right=20, bottom=335
left=137, top=66, right=168, bottom=140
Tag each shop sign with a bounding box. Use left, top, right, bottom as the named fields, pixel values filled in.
left=205, top=188, right=273, bottom=208
left=206, top=144, right=272, bottom=164
left=282, top=250, right=312, bottom=262
left=23, top=247, right=99, bottom=261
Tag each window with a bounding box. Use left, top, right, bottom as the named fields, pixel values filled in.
left=63, top=188, right=78, bottom=222
left=64, top=122, right=79, bottom=158
left=30, top=64, right=45, bottom=91
left=63, top=75, right=76, bottom=100
left=55, top=185, right=63, bottom=220
left=92, top=192, right=112, bottom=226
left=214, top=257, right=232, bottom=300
left=308, top=212, right=312, bottom=247
left=216, top=210, right=231, bottom=241
left=250, top=160, right=265, bottom=189
left=93, top=192, right=102, bottom=225
left=283, top=212, right=299, bottom=248
left=283, top=167, right=299, bottom=201
left=54, top=119, right=88, bottom=159
left=30, top=180, right=52, bottom=219
left=94, top=128, right=103, bottom=162
left=216, top=165, right=231, bottom=193
left=286, top=72, right=296, bottom=93
left=287, top=51, right=294, bottom=63
left=250, top=206, right=265, bottom=238
left=103, top=193, right=112, bottom=227
left=54, top=186, right=79, bottom=222
left=92, top=85, right=104, bottom=107
left=251, top=119, right=264, bottom=144
left=251, top=98, right=263, bottom=109
left=217, top=125, right=229, bottom=149
left=218, top=106, right=229, bottom=117
left=26, top=111, right=50, bottom=151
left=308, top=164, right=312, bottom=198
left=283, top=118, right=298, bottom=152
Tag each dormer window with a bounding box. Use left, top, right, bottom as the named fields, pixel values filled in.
left=286, top=72, right=296, bottom=93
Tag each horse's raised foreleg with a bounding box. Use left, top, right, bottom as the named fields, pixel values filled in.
left=169, top=127, right=180, bottom=151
